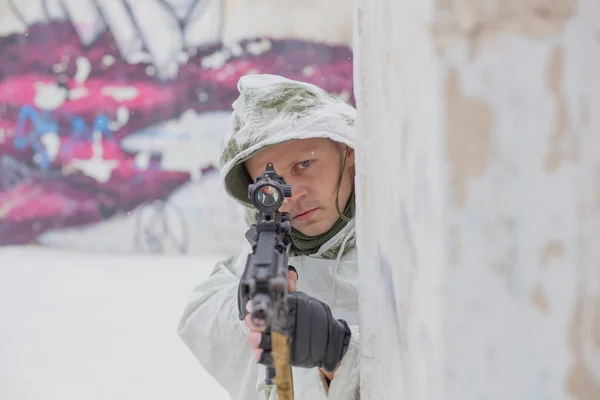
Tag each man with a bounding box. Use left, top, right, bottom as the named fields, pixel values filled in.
left=177, top=74, right=360, bottom=400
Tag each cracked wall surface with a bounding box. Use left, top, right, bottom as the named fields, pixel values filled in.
left=354, top=0, right=600, bottom=398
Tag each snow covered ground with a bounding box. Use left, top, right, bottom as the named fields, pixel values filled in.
left=0, top=246, right=231, bottom=400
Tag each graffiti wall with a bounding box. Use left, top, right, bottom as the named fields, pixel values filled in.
left=0, top=0, right=354, bottom=255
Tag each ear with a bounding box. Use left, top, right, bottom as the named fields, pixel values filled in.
left=345, top=146, right=355, bottom=169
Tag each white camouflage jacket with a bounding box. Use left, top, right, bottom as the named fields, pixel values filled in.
left=177, top=74, right=360, bottom=400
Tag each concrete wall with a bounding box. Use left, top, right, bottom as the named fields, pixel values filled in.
left=0, top=0, right=354, bottom=256
left=354, top=0, right=600, bottom=398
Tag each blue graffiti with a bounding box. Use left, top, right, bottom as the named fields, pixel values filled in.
left=62, top=113, right=115, bottom=150
left=13, top=105, right=58, bottom=169
left=13, top=105, right=115, bottom=170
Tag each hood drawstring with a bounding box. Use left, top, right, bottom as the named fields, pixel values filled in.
left=335, top=146, right=351, bottom=223
left=331, top=144, right=354, bottom=306
left=330, top=226, right=356, bottom=307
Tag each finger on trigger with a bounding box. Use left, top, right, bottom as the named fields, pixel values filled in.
left=288, top=265, right=298, bottom=280
left=247, top=331, right=262, bottom=347
left=287, top=270, right=298, bottom=291
left=254, top=348, right=263, bottom=362
left=288, top=276, right=296, bottom=291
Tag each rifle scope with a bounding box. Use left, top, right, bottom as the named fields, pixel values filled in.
left=248, top=162, right=292, bottom=212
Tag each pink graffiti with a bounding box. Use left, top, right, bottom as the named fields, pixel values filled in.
left=0, top=19, right=354, bottom=246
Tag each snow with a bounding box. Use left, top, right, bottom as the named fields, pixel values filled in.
left=0, top=246, right=231, bottom=400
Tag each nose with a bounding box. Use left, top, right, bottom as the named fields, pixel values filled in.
left=279, top=177, right=307, bottom=213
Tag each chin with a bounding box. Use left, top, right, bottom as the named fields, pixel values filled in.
left=293, top=220, right=335, bottom=237
left=296, top=228, right=323, bottom=237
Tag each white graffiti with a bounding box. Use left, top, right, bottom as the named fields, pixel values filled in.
left=68, top=130, right=119, bottom=183
left=27, top=58, right=130, bottom=178
left=3, top=0, right=222, bottom=80
left=100, top=86, right=139, bottom=102
left=121, top=109, right=230, bottom=180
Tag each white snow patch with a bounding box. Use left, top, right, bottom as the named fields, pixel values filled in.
left=0, top=246, right=230, bottom=400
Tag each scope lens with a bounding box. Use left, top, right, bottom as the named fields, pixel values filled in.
left=256, top=185, right=280, bottom=208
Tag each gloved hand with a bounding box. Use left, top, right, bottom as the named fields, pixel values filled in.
left=238, top=265, right=351, bottom=372
left=250, top=291, right=352, bottom=372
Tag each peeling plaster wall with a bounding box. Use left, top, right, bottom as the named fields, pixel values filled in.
left=354, top=0, right=600, bottom=398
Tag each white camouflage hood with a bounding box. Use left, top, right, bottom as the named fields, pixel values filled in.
left=218, top=74, right=357, bottom=208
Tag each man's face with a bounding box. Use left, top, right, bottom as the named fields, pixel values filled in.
left=244, top=138, right=355, bottom=237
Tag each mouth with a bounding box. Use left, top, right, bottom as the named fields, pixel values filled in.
left=293, top=208, right=318, bottom=222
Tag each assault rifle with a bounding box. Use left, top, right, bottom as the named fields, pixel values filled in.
left=239, top=162, right=294, bottom=400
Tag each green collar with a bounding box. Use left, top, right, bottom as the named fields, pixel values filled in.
left=290, top=191, right=355, bottom=256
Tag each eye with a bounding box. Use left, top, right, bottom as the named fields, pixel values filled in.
left=296, top=160, right=312, bottom=170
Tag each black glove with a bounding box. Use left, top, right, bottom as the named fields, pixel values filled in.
left=257, top=291, right=352, bottom=372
